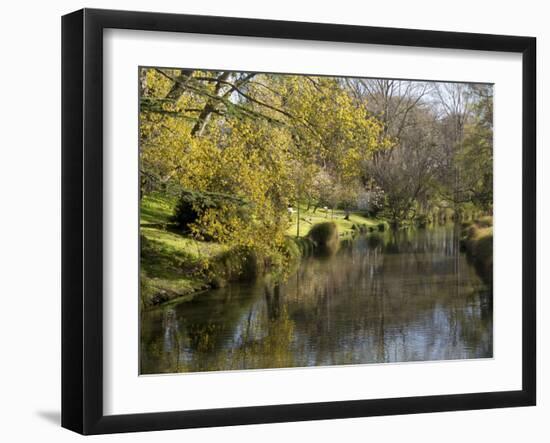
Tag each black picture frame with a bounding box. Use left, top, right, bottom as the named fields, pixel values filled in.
left=62, top=8, right=536, bottom=435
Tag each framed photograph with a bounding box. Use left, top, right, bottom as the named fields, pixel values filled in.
left=62, top=8, right=536, bottom=435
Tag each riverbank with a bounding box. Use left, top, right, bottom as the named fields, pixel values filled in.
left=140, top=194, right=384, bottom=309
left=285, top=205, right=384, bottom=237
left=140, top=194, right=225, bottom=308
left=461, top=216, right=493, bottom=287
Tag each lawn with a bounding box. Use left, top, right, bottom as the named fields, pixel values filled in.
left=140, top=193, right=177, bottom=225
left=140, top=194, right=226, bottom=307
left=285, top=204, right=383, bottom=237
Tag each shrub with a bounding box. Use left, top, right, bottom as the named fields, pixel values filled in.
left=377, top=222, right=386, bottom=232
left=172, top=195, right=200, bottom=232
left=461, top=221, right=493, bottom=288
left=466, top=229, right=493, bottom=287
left=172, top=189, right=248, bottom=235
left=307, top=222, right=339, bottom=255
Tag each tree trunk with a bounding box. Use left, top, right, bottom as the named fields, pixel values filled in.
left=191, top=72, right=232, bottom=137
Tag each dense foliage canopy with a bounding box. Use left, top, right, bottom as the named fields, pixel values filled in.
left=140, top=68, right=493, bottom=262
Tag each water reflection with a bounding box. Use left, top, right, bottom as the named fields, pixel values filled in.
left=140, top=225, right=492, bottom=374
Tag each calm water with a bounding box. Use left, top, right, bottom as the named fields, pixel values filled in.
left=140, top=225, right=492, bottom=374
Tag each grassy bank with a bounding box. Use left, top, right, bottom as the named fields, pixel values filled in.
left=461, top=216, right=493, bottom=287
left=140, top=194, right=227, bottom=308
left=140, top=195, right=384, bottom=308
left=285, top=205, right=384, bottom=238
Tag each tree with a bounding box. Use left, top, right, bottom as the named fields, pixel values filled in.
left=139, top=69, right=389, bottom=267
left=368, top=144, right=437, bottom=225
left=346, top=78, right=431, bottom=144
left=365, top=102, right=440, bottom=224
left=310, top=169, right=335, bottom=212
left=454, top=85, right=493, bottom=211
left=429, top=83, right=493, bottom=215
left=358, top=80, right=493, bottom=224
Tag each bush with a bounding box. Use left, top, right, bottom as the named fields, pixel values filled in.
left=467, top=230, right=493, bottom=287
left=307, top=222, right=339, bottom=255
left=172, top=189, right=248, bottom=235
left=461, top=222, right=493, bottom=288
left=172, top=195, right=200, bottom=232
left=377, top=222, right=386, bottom=232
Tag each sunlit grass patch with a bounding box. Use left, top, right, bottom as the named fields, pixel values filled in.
left=140, top=193, right=228, bottom=307
left=140, top=192, right=177, bottom=225
left=285, top=204, right=379, bottom=237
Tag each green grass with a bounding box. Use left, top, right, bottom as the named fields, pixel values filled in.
left=140, top=230, right=217, bottom=308
left=140, top=193, right=226, bottom=308
left=285, top=205, right=382, bottom=238
left=140, top=193, right=225, bottom=260
left=140, top=193, right=177, bottom=225
left=141, top=227, right=225, bottom=259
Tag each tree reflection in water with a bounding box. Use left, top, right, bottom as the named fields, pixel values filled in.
left=140, top=225, right=492, bottom=374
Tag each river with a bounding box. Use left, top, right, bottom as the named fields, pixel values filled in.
left=140, top=224, right=493, bottom=374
